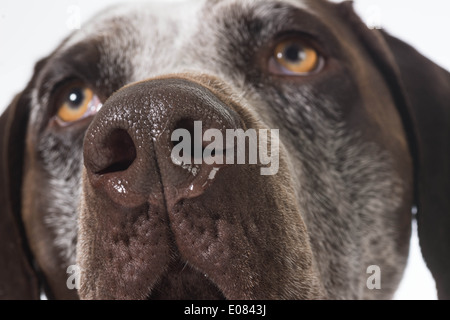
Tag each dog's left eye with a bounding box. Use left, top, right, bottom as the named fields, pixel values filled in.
left=269, top=38, right=322, bottom=75
left=55, top=82, right=102, bottom=125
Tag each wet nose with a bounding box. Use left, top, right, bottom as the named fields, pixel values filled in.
left=83, top=78, right=243, bottom=209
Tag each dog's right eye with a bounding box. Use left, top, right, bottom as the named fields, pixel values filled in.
left=54, top=81, right=102, bottom=126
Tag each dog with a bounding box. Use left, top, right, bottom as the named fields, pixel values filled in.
left=1, top=0, right=449, bottom=300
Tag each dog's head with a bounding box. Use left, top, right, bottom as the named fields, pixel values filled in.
left=1, top=0, right=449, bottom=300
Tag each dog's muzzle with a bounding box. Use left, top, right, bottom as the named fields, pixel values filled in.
left=81, top=78, right=244, bottom=299
left=83, top=78, right=242, bottom=211
left=79, top=77, right=320, bottom=300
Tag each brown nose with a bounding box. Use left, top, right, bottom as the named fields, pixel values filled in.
left=83, top=78, right=242, bottom=210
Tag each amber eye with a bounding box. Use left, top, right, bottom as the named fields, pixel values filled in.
left=56, top=82, right=102, bottom=125
left=271, top=38, right=322, bottom=75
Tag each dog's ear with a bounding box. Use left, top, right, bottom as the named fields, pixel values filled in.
left=380, top=33, right=450, bottom=300
left=335, top=1, right=450, bottom=299
left=0, top=60, right=46, bottom=299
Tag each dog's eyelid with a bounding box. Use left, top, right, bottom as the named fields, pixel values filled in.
left=271, top=28, right=326, bottom=47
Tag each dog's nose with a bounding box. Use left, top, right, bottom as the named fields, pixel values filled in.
left=83, top=78, right=242, bottom=209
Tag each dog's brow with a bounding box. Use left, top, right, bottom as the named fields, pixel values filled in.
left=39, top=40, right=101, bottom=91
left=220, top=0, right=326, bottom=36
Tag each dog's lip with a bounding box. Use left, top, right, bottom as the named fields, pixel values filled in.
left=146, top=259, right=227, bottom=300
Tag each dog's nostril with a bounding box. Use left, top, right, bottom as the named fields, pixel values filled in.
left=95, top=129, right=137, bottom=175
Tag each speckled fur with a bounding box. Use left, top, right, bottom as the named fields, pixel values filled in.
left=16, top=0, right=414, bottom=299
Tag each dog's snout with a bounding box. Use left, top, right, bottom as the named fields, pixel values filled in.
left=83, top=77, right=242, bottom=209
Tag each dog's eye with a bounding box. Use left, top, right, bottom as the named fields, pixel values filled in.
left=56, top=82, right=102, bottom=125
left=270, top=38, right=321, bottom=75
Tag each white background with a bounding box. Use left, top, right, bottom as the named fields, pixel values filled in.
left=1, top=0, right=448, bottom=300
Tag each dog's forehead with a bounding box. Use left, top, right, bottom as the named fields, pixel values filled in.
left=61, top=1, right=203, bottom=51
left=56, top=0, right=325, bottom=84
left=77, top=0, right=314, bottom=28
left=61, top=0, right=319, bottom=55
left=64, top=0, right=317, bottom=42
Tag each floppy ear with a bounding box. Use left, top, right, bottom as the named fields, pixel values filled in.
left=335, top=1, right=450, bottom=299
left=0, top=88, right=40, bottom=298
left=380, top=32, right=450, bottom=300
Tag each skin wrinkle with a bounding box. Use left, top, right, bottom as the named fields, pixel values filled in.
left=14, top=0, right=415, bottom=299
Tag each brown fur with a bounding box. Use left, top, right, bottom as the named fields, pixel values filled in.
left=1, top=0, right=449, bottom=299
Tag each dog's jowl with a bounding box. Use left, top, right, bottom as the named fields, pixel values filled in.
left=1, top=0, right=449, bottom=300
